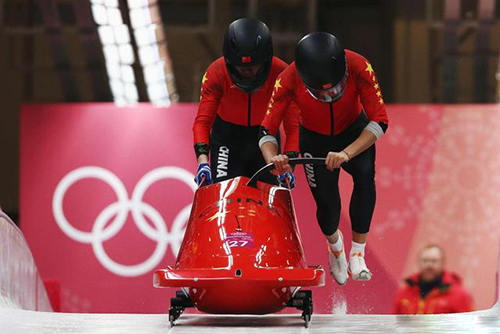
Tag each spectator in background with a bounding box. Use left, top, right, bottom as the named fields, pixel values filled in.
left=394, top=244, right=474, bottom=314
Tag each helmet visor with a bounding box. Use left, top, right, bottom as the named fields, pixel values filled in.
left=306, top=73, right=348, bottom=103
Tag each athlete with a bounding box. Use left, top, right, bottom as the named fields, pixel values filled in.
left=259, top=32, right=388, bottom=285
left=193, top=18, right=298, bottom=187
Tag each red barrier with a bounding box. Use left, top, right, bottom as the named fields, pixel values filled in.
left=43, top=279, right=61, bottom=312
left=20, top=103, right=500, bottom=313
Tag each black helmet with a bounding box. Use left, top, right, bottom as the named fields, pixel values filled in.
left=295, top=32, right=347, bottom=103
left=223, top=18, right=273, bottom=93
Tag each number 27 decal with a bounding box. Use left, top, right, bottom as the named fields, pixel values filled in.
left=228, top=240, right=249, bottom=247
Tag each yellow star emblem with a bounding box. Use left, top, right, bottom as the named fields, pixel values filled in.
left=365, top=62, right=374, bottom=76
left=202, top=73, right=208, bottom=85
left=378, top=98, right=384, bottom=104
left=266, top=110, right=271, bottom=115
left=206, top=211, right=230, bottom=222
left=274, top=78, right=282, bottom=91
left=376, top=91, right=382, bottom=97
left=374, top=83, right=379, bottom=90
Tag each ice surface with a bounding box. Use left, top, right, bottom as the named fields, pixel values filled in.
left=1, top=306, right=499, bottom=334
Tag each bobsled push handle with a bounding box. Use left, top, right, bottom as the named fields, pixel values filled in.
left=246, top=157, right=326, bottom=188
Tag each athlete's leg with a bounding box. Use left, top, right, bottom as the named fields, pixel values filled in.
left=341, top=144, right=376, bottom=281
left=300, top=128, right=348, bottom=285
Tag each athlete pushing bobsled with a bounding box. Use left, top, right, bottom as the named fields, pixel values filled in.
left=192, top=17, right=298, bottom=188
left=155, top=26, right=389, bottom=329
left=259, top=32, right=389, bottom=285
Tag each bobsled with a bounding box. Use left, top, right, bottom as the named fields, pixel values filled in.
left=154, top=158, right=326, bottom=327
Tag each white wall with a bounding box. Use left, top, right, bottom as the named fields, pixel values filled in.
left=0, top=210, right=52, bottom=311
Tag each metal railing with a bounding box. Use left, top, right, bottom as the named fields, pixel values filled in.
left=0, top=211, right=52, bottom=311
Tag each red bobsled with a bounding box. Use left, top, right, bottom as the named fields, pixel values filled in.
left=153, top=158, right=326, bottom=327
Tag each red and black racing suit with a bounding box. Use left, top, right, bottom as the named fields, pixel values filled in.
left=193, top=56, right=298, bottom=184
left=261, top=50, right=389, bottom=235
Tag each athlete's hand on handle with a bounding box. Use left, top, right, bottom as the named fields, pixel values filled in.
left=195, top=163, right=213, bottom=187
left=270, top=154, right=293, bottom=175
left=277, top=172, right=296, bottom=189
left=325, top=151, right=349, bottom=171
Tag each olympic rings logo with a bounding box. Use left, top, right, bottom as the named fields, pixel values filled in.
left=52, top=166, right=196, bottom=277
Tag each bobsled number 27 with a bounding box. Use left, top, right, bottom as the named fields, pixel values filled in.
left=154, top=158, right=327, bottom=327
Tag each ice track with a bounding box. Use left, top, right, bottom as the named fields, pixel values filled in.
left=1, top=305, right=499, bottom=334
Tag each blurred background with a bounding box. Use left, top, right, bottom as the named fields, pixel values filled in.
left=2, top=0, right=500, bottom=315
left=4, top=0, right=500, bottom=218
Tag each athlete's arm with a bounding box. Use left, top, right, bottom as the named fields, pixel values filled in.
left=326, top=56, right=388, bottom=170
left=325, top=130, right=376, bottom=169
left=193, top=65, right=223, bottom=163
left=355, top=56, right=388, bottom=141
left=259, top=70, right=298, bottom=174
